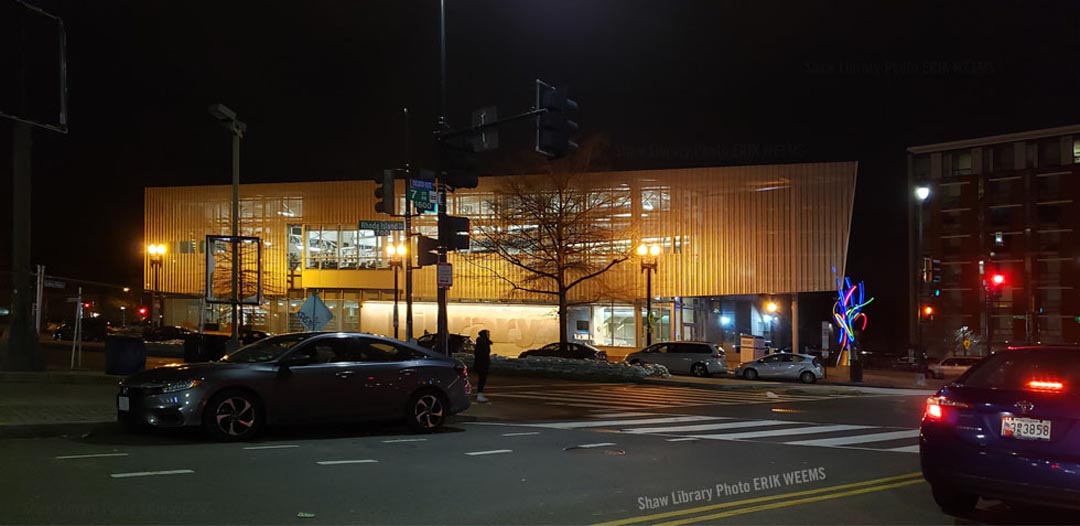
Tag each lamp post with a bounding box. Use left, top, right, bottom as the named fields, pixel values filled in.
left=914, top=185, right=930, bottom=357
left=209, top=104, right=246, bottom=352
left=637, top=243, right=661, bottom=346
left=120, top=306, right=126, bottom=328
left=387, top=242, right=407, bottom=339
left=147, top=244, right=165, bottom=328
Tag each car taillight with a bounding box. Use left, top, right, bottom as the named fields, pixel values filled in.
left=1027, top=380, right=1064, bottom=392
left=925, top=396, right=970, bottom=421
left=454, top=363, right=468, bottom=378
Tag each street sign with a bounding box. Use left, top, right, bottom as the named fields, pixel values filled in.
left=471, top=105, right=499, bottom=152
left=359, top=220, right=405, bottom=235
left=297, top=292, right=333, bottom=331
left=408, top=179, right=438, bottom=213
left=437, top=262, right=453, bottom=289
left=44, top=279, right=65, bottom=289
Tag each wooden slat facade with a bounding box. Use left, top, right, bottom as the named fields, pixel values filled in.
left=145, top=162, right=857, bottom=302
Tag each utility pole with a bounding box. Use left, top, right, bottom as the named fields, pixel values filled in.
left=403, top=108, right=415, bottom=341
left=435, top=0, right=450, bottom=356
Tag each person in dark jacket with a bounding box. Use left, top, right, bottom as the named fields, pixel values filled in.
left=474, top=330, right=492, bottom=403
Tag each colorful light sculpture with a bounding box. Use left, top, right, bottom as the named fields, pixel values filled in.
left=833, top=276, right=874, bottom=363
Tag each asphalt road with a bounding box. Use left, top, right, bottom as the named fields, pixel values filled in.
left=2, top=378, right=1079, bottom=525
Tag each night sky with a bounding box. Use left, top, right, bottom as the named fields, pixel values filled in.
left=3, top=0, right=1080, bottom=348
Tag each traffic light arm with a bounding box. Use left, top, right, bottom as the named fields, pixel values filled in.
left=436, top=108, right=547, bottom=140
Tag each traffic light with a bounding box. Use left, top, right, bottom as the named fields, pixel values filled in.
left=922, top=305, right=934, bottom=321
left=535, top=79, right=579, bottom=159
left=991, top=273, right=1005, bottom=286
left=440, top=215, right=471, bottom=251
left=82, top=302, right=92, bottom=310
left=987, top=271, right=1007, bottom=299
left=931, top=258, right=942, bottom=284
left=416, top=236, right=440, bottom=268
left=374, top=169, right=396, bottom=215
left=137, top=307, right=148, bottom=317
left=443, top=142, right=479, bottom=191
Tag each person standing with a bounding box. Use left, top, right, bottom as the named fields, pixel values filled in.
left=474, top=330, right=492, bottom=403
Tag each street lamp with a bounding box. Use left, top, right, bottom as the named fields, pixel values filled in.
left=637, top=243, right=661, bottom=346
left=120, top=306, right=127, bottom=328
left=209, top=103, right=247, bottom=352
left=914, top=184, right=930, bottom=359
left=766, top=301, right=778, bottom=313
left=387, top=242, right=407, bottom=339
left=147, top=243, right=166, bottom=328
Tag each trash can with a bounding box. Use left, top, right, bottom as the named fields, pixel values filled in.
left=105, top=335, right=147, bottom=376
left=183, top=334, right=230, bottom=363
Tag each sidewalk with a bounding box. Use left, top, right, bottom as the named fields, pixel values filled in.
left=642, top=367, right=946, bottom=392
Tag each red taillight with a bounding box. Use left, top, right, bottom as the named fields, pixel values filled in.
left=925, top=396, right=969, bottom=421
left=454, top=363, right=468, bottom=378
left=1028, top=380, right=1064, bottom=392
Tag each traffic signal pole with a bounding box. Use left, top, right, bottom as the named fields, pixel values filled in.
left=403, top=108, right=415, bottom=342
left=436, top=0, right=449, bottom=356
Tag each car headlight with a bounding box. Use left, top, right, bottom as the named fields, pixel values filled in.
left=161, top=379, right=201, bottom=393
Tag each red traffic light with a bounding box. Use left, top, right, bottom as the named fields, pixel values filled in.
left=923, top=305, right=934, bottom=317
left=137, top=307, right=148, bottom=316
left=991, top=273, right=1005, bottom=286
left=82, top=302, right=92, bottom=309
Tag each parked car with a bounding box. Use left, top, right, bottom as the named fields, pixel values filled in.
left=519, top=342, right=608, bottom=361
left=734, top=353, right=824, bottom=383
left=116, top=332, right=471, bottom=440
left=143, top=325, right=192, bottom=342
left=921, top=345, right=1080, bottom=514
left=623, top=341, right=727, bottom=377
left=416, top=333, right=475, bottom=354
left=928, top=356, right=982, bottom=379
left=53, top=318, right=110, bottom=342
left=240, top=329, right=272, bottom=345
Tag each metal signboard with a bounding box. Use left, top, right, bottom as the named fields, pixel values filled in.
left=359, top=220, right=405, bottom=235
left=437, top=262, right=453, bottom=289
left=297, top=292, right=333, bottom=331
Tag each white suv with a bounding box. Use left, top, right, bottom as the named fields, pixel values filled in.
left=624, top=342, right=727, bottom=377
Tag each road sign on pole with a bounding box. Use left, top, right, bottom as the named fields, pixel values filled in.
left=359, top=220, right=405, bottom=235
left=437, top=262, right=453, bottom=289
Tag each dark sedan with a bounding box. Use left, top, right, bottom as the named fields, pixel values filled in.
left=117, top=332, right=471, bottom=441
left=519, top=342, right=608, bottom=361
left=921, top=346, right=1080, bottom=514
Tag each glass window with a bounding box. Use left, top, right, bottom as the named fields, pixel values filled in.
left=990, top=207, right=1013, bottom=228
left=1038, top=204, right=1062, bottom=225
left=1039, top=231, right=1062, bottom=252
left=353, top=339, right=422, bottom=362
left=962, top=351, right=1080, bottom=392
left=222, top=333, right=318, bottom=363
left=991, top=143, right=1015, bottom=172
left=762, top=355, right=782, bottom=363
left=913, top=155, right=931, bottom=179
left=1038, top=138, right=1061, bottom=167
left=591, top=305, right=636, bottom=347
left=947, top=150, right=973, bottom=176
left=1073, top=137, right=1080, bottom=164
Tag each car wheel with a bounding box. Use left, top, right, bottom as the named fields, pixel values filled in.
left=202, top=389, right=263, bottom=442
left=743, top=368, right=759, bottom=380
left=407, top=389, right=448, bottom=433
left=931, top=484, right=978, bottom=515
left=691, top=363, right=711, bottom=378
left=799, top=371, right=816, bottom=384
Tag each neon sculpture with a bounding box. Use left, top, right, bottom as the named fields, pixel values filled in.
left=833, top=275, right=874, bottom=365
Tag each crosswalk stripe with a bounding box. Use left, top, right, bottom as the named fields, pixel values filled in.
left=622, top=419, right=806, bottom=434
left=575, top=388, right=808, bottom=403
left=690, top=424, right=872, bottom=440
left=590, top=412, right=659, bottom=418
left=784, top=429, right=920, bottom=447
left=528, top=415, right=724, bottom=429
left=886, top=445, right=920, bottom=453
left=487, top=393, right=659, bottom=407
left=548, top=401, right=652, bottom=409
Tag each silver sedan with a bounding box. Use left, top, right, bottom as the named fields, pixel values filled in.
left=733, top=353, right=824, bottom=383
left=117, top=332, right=471, bottom=441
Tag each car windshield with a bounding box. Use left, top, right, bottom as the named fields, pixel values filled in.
left=961, top=351, right=1080, bottom=392
left=220, top=333, right=318, bottom=363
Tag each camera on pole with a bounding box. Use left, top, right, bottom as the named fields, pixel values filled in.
left=374, top=169, right=396, bottom=215
left=535, top=79, right=579, bottom=159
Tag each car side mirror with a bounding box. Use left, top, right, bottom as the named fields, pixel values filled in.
left=279, top=353, right=312, bottom=368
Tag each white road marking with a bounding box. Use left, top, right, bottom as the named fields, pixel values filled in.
left=623, top=419, right=803, bottom=434
left=572, top=442, right=617, bottom=448
left=589, top=412, right=658, bottom=418
left=784, top=429, right=920, bottom=447
left=666, top=437, right=699, bottom=442
left=316, top=459, right=379, bottom=465
left=546, top=401, right=633, bottom=409
left=887, top=445, right=921, bottom=453
left=382, top=438, right=428, bottom=443
left=465, top=449, right=513, bottom=456
left=691, top=424, right=872, bottom=440
left=242, top=444, right=300, bottom=450
left=502, top=432, right=541, bottom=437
left=56, top=453, right=129, bottom=460
left=110, top=469, right=194, bottom=479
left=524, top=415, right=725, bottom=429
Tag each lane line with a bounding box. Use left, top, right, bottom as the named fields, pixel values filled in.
left=690, top=424, right=872, bottom=440
left=591, top=472, right=923, bottom=526
left=784, top=429, right=919, bottom=447
left=110, top=469, right=194, bottom=479
left=465, top=449, right=513, bottom=456
left=382, top=438, right=428, bottom=443
left=622, top=420, right=806, bottom=434
left=242, top=444, right=300, bottom=450
left=502, top=432, right=541, bottom=437
left=666, top=437, right=699, bottom=442
left=56, top=453, right=129, bottom=460
left=571, top=442, right=617, bottom=448
left=657, top=479, right=925, bottom=525
left=886, top=445, right=920, bottom=453
left=316, top=459, right=379, bottom=465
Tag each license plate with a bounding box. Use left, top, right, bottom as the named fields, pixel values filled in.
left=117, top=396, right=130, bottom=412
left=1002, top=416, right=1051, bottom=440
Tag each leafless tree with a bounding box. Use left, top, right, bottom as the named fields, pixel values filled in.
left=464, top=138, right=636, bottom=351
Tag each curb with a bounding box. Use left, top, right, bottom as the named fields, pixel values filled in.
left=0, top=372, right=121, bottom=385
left=0, top=421, right=113, bottom=439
